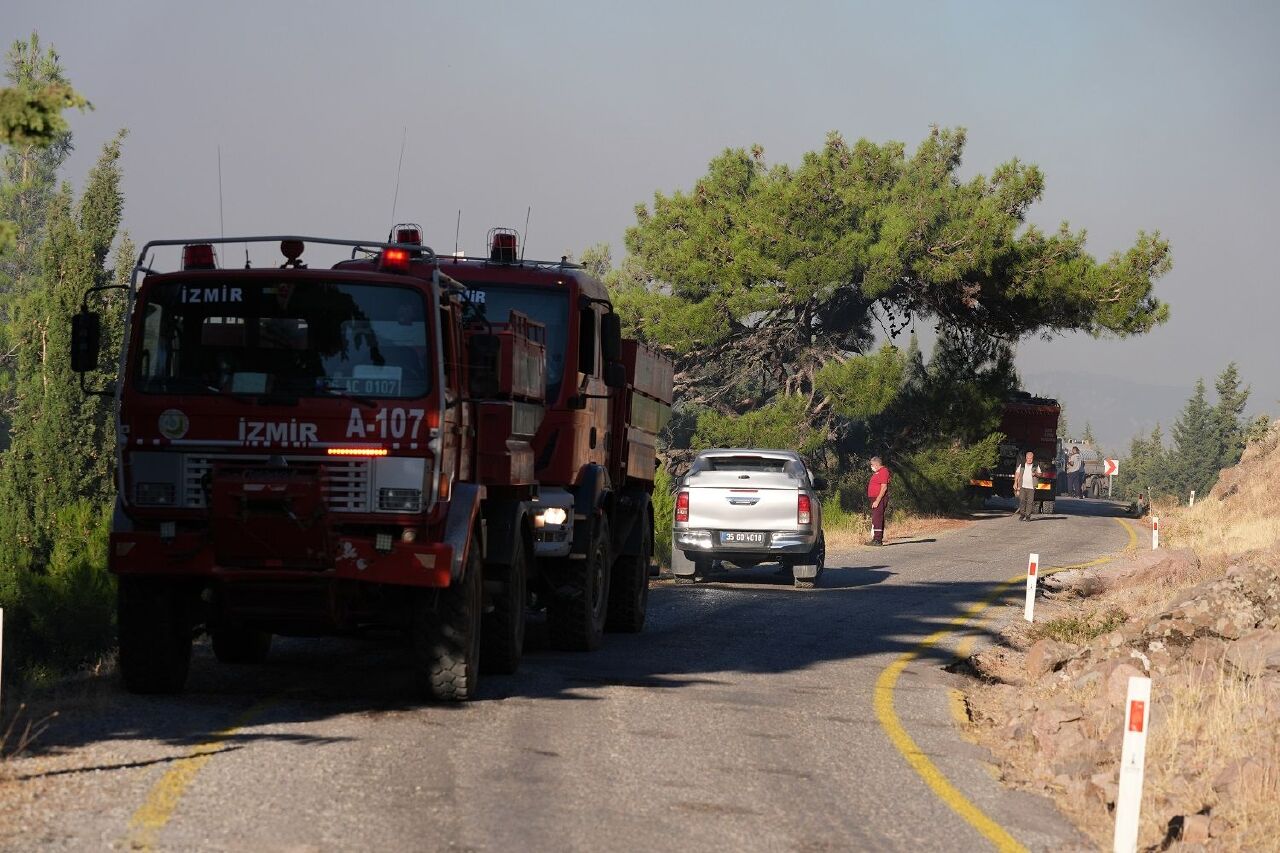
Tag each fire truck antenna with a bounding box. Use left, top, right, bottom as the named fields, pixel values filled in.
left=454, top=209, right=461, bottom=257
left=389, top=127, right=407, bottom=224
left=217, top=144, right=225, bottom=240
left=521, top=206, right=531, bottom=261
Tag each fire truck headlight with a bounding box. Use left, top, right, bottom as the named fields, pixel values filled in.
left=372, top=457, right=426, bottom=513
left=135, top=482, right=176, bottom=506
left=378, top=488, right=423, bottom=512
left=541, top=507, right=568, bottom=526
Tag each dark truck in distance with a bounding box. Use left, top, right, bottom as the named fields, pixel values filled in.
left=69, top=234, right=550, bottom=701
left=968, top=392, right=1060, bottom=513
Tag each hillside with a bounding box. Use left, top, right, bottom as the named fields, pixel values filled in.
left=959, top=420, right=1280, bottom=850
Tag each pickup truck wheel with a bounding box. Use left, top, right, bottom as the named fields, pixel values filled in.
left=606, top=517, right=651, bottom=633
left=117, top=578, right=192, bottom=695
left=414, top=539, right=482, bottom=701
left=211, top=627, right=272, bottom=664
left=794, top=533, right=826, bottom=589
left=548, top=517, right=611, bottom=651
left=481, top=538, right=528, bottom=675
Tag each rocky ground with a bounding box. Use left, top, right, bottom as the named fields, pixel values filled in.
left=958, top=422, right=1280, bottom=852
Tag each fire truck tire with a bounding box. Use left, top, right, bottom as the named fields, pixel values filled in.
left=117, top=578, right=191, bottom=695
left=1040, top=500, right=1055, bottom=514
left=606, top=514, right=651, bottom=633
left=548, top=517, right=611, bottom=651
left=481, top=538, right=528, bottom=675
left=211, top=628, right=272, bottom=664
left=414, top=539, right=483, bottom=702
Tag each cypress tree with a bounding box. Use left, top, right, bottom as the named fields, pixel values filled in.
left=0, top=131, right=125, bottom=574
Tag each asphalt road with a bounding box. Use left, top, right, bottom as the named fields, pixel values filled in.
left=0, top=498, right=1136, bottom=852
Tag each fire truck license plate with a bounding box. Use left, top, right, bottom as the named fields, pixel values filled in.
left=720, top=531, right=766, bottom=545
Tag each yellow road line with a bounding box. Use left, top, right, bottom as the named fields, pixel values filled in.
left=124, top=699, right=275, bottom=851
left=874, top=516, right=1135, bottom=852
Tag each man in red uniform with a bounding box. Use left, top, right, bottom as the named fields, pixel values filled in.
left=867, top=456, right=890, bottom=545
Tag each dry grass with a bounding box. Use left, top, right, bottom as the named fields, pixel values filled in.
left=822, top=512, right=971, bottom=550
left=1141, top=663, right=1280, bottom=849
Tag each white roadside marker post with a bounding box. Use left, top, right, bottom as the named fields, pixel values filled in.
left=1189, top=490, right=1195, bottom=507
left=1151, top=516, right=1159, bottom=550
left=1113, top=675, right=1152, bottom=853
left=1024, top=553, right=1039, bottom=622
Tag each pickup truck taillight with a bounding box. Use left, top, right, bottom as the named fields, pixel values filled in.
left=797, top=493, right=812, bottom=525
left=675, top=490, right=689, bottom=523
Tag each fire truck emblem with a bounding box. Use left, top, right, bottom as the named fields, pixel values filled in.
left=158, top=409, right=189, bottom=440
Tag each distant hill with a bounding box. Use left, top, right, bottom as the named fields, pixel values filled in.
left=1020, top=370, right=1188, bottom=454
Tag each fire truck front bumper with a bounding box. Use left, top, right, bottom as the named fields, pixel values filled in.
left=109, top=530, right=454, bottom=588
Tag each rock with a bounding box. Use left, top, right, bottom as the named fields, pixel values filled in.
left=1026, top=638, right=1074, bottom=678
left=1102, top=548, right=1201, bottom=592
left=1105, top=662, right=1146, bottom=703
left=1212, top=758, right=1266, bottom=795
left=1178, top=813, right=1212, bottom=844
left=1187, top=637, right=1227, bottom=667
left=1088, top=770, right=1118, bottom=805
left=1224, top=628, right=1280, bottom=676
left=1208, top=816, right=1232, bottom=838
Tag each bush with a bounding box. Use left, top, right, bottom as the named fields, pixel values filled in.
left=893, top=433, right=1001, bottom=515
left=0, top=500, right=115, bottom=681
left=652, top=466, right=675, bottom=567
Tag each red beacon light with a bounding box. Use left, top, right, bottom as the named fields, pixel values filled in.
left=489, top=228, right=519, bottom=263
left=391, top=223, right=424, bottom=258
left=380, top=247, right=411, bottom=272
left=182, top=243, right=217, bottom=270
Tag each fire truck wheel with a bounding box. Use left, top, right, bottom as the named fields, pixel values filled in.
left=481, top=538, right=528, bottom=675
left=548, top=517, right=611, bottom=651
left=606, top=515, right=651, bottom=633
left=1040, top=500, right=1055, bottom=514
left=211, top=628, right=272, bottom=664
left=117, top=578, right=192, bottom=695
left=414, top=539, right=483, bottom=702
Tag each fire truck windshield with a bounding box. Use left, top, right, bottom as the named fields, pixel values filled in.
left=462, top=284, right=567, bottom=400
left=133, top=279, right=431, bottom=399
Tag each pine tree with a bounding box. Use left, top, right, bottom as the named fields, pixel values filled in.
left=1212, top=362, right=1249, bottom=470
left=1170, top=379, right=1220, bottom=498
left=0, top=131, right=126, bottom=573
left=1082, top=421, right=1095, bottom=445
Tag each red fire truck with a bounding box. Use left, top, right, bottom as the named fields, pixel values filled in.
left=70, top=234, right=554, bottom=701
left=967, top=392, right=1060, bottom=513
left=338, top=227, right=673, bottom=651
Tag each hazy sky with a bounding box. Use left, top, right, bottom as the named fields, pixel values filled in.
left=8, top=1, right=1279, bottom=438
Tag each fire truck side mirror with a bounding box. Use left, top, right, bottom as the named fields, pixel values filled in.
left=601, top=312, right=622, bottom=364
left=70, top=310, right=102, bottom=373
left=604, top=361, right=627, bottom=390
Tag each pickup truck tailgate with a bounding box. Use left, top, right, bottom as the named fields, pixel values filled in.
left=684, top=471, right=800, bottom=530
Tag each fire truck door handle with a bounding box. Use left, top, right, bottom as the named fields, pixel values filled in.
left=589, top=427, right=598, bottom=449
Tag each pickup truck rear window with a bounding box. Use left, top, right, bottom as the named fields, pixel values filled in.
left=692, top=456, right=792, bottom=474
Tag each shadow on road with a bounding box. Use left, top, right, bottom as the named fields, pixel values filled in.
left=12, top=504, right=1136, bottom=757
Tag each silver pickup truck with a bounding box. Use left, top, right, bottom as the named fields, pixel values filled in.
left=671, top=449, right=826, bottom=588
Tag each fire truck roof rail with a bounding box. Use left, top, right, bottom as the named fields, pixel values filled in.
left=442, top=253, right=586, bottom=272
left=133, top=234, right=438, bottom=283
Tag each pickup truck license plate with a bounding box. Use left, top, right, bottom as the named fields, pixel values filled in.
left=720, top=531, right=766, bottom=545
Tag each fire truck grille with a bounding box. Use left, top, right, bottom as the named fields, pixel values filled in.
left=182, top=454, right=372, bottom=513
